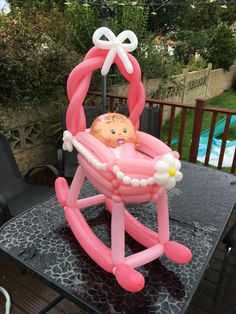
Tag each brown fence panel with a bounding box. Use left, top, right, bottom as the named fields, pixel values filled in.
left=167, top=107, right=176, bottom=146
left=189, top=99, right=205, bottom=163
left=204, top=112, right=218, bottom=167
left=158, top=103, right=164, bottom=139
left=178, top=108, right=187, bottom=158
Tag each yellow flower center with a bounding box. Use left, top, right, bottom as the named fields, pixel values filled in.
left=168, top=168, right=176, bottom=177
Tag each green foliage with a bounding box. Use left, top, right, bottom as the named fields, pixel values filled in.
left=65, top=0, right=149, bottom=54
left=147, top=0, right=236, bottom=33
left=108, top=0, right=149, bottom=40
left=187, top=56, right=208, bottom=72
left=65, top=1, right=100, bottom=54
left=136, top=39, right=182, bottom=80
left=1, top=0, right=150, bottom=106
left=174, top=30, right=210, bottom=65
left=2, top=0, right=236, bottom=108
left=8, top=0, right=66, bottom=11
left=173, top=25, right=236, bottom=70
left=0, top=7, right=81, bottom=105
left=136, top=41, right=164, bottom=79
left=206, top=24, right=236, bottom=70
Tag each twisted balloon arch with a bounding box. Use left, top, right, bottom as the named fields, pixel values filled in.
left=66, top=46, right=146, bottom=135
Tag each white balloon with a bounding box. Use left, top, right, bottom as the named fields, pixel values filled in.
left=92, top=27, right=138, bottom=76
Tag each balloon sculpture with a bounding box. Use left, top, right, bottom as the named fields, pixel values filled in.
left=55, top=27, right=192, bottom=292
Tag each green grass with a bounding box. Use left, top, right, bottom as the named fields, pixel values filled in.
left=161, top=91, right=236, bottom=165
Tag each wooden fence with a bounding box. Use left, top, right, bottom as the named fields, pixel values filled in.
left=87, top=91, right=236, bottom=173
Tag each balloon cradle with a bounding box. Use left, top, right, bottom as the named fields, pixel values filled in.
left=55, top=27, right=192, bottom=293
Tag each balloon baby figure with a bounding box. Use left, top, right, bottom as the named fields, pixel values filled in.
left=55, top=27, right=192, bottom=292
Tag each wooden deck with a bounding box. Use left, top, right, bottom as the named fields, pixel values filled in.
left=0, top=170, right=235, bottom=314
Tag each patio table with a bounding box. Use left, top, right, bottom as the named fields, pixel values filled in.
left=0, top=161, right=235, bottom=313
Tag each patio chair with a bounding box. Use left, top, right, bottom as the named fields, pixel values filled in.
left=58, top=104, right=160, bottom=178
left=0, top=132, right=59, bottom=223
left=120, top=106, right=160, bottom=139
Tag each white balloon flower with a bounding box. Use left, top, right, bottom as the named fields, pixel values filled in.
left=154, top=153, right=183, bottom=189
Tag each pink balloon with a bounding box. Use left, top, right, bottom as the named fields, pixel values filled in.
left=76, top=132, right=115, bottom=163
left=116, top=158, right=154, bottom=175
left=66, top=47, right=145, bottom=135
left=114, top=263, right=144, bottom=292
left=123, top=194, right=151, bottom=204
left=137, top=131, right=172, bottom=157
left=66, top=166, right=85, bottom=206
left=106, top=198, right=160, bottom=248
left=78, top=155, right=114, bottom=196
left=111, top=202, right=125, bottom=265
left=157, top=191, right=169, bottom=243
left=55, top=177, right=69, bottom=207
left=65, top=206, right=113, bottom=272
left=118, top=185, right=153, bottom=196
left=77, top=194, right=106, bottom=210
left=125, top=244, right=164, bottom=268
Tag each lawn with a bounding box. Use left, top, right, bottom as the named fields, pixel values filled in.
left=161, top=91, right=236, bottom=163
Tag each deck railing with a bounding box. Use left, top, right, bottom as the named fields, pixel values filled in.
left=87, top=91, right=236, bottom=173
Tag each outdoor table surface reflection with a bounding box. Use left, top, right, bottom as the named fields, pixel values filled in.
left=0, top=161, right=235, bottom=314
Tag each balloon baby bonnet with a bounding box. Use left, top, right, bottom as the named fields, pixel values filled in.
left=55, top=27, right=192, bottom=293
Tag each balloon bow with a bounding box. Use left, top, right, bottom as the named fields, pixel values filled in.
left=92, top=27, right=138, bottom=76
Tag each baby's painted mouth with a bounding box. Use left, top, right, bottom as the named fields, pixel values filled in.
left=117, top=138, right=125, bottom=145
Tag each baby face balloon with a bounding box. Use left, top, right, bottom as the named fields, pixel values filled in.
left=90, top=113, right=140, bottom=148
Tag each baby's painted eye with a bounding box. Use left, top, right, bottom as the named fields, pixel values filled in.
left=111, top=129, right=116, bottom=134
left=123, top=128, right=127, bottom=133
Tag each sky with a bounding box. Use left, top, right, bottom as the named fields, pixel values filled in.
left=0, top=0, right=10, bottom=12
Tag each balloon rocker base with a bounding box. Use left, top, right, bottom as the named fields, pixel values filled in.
left=55, top=27, right=192, bottom=292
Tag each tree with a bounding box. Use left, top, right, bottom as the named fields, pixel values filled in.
left=207, top=24, right=236, bottom=69
left=0, top=5, right=81, bottom=105
left=147, top=0, right=236, bottom=33
left=8, top=0, right=66, bottom=11
left=65, top=0, right=149, bottom=53
left=173, top=29, right=210, bottom=64
left=65, top=1, right=100, bottom=53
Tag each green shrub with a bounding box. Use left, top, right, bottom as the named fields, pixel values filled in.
left=137, top=41, right=164, bottom=79
left=0, top=7, right=81, bottom=106
left=206, top=24, right=236, bottom=70
left=174, top=25, right=236, bottom=70
left=174, top=30, right=210, bottom=65
left=65, top=1, right=100, bottom=54
left=187, top=55, right=208, bottom=72
left=107, top=0, right=149, bottom=41
left=65, top=0, right=149, bottom=54
left=136, top=39, right=183, bottom=80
